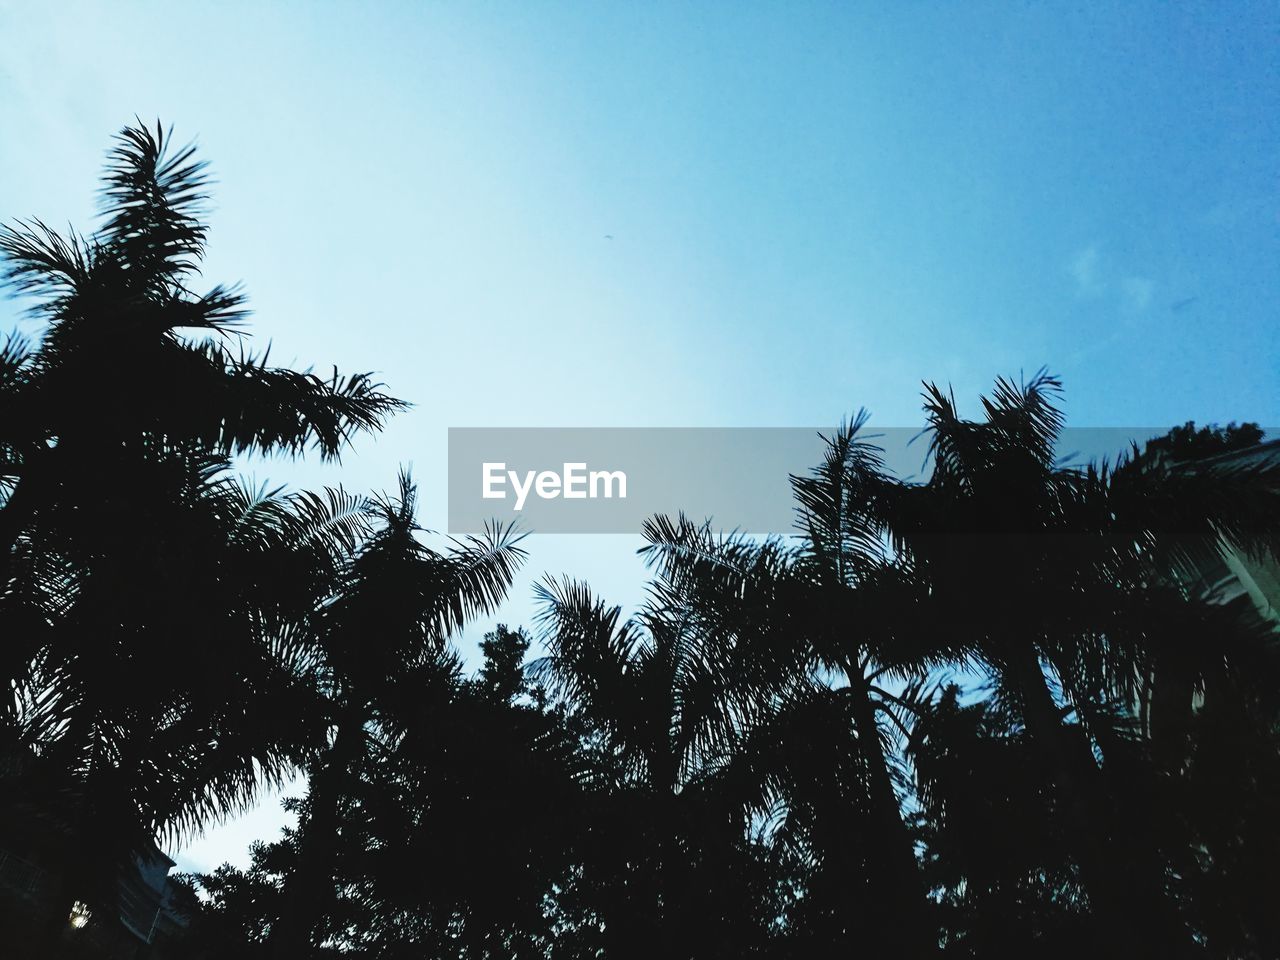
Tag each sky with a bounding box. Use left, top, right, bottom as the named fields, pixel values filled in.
left=1, top=0, right=1277, bottom=872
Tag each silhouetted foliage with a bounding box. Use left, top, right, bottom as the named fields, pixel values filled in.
left=479, top=624, right=535, bottom=703
left=1144, top=421, right=1265, bottom=463
left=0, top=121, right=408, bottom=958
left=3, top=126, right=1279, bottom=959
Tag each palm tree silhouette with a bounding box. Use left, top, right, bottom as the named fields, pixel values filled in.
left=636, top=424, right=943, bottom=956
left=0, top=121, right=403, bottom=592
left=7, top=120, right=1280, bottom=957
left=884, top=372, right=1280, bottom=954
left=0, top=461, right=370, bottom=949
left=0, top=121, right=404, bottom=950
left=266, top=473, right=526, bottom=957
left=533, top=568, right=797, bottom=958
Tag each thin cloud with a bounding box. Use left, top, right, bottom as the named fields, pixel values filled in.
left=1121, top=276, right=1155, bottom=313
left=1066, top=246, right=1156, bottom=315
left=1068, top=245, right=1103, bottom=298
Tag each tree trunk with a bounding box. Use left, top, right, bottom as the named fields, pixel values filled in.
left=268, top=720, right=361, bottom=959
left=849, top=679, right=937, bottom=956
left=1010, top=647, right=1196, bottom=956
left=1147, top=656, right=1195, bottom=772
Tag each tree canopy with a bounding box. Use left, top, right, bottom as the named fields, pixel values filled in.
left=3, top=122, right=1279, bottom=960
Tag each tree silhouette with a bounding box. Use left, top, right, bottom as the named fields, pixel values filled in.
left=533, top=572, right=791, bottom=958
left=4, top=122, right=1279, bottom=959
left=887, top=374, right=1280, bottom=955
left=0, top=121, right=403, bottom=953
left=194, top=616, right=584, bottom=960
left=264, top=473, right=526, bottom=957
left=636, top=491, right=941, bottom=952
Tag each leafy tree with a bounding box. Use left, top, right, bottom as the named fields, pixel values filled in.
left=263, top=474, right=527, bottom=957
left=192, top=618, right=584, bottom=960
left=0, top=122, right=402, bottom=586
left=478, top=624, right=535, bottom=704
left=635, top=430, right=945, bottom=955
left=889, top=376, right=1280, bottom=955
left=1142, top=421, right=1265, bottom=463
left=533, top=572, right=794, bottom=959
left=8, top=122, right=1280, bottom=958
left=0, top=121, right=402, bottom=951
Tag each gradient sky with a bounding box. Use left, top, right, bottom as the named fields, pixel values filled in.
left=2, top=0, right=1277, bottom=872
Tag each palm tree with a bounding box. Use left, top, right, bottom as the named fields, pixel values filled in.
left=637, top=423, right=945, bottom=956
left=0, top=120, right=405, bottom=948
left=189, top=624, right=588, bottom=960
left=265, top=473, right=527, bottom=958
left=881, top=372, right=1280, bottom=954
left=639, top=378, right=1280, bottom=954
left=0, top=464, right=370, bottom=950
left=0, top=120, right=404, bottom=598
left=533, top=570, right=795, bottom=958
left=907, top=683, right=1095, bottom=958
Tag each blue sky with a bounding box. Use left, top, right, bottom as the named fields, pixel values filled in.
left=2, top=0, right=1277, bottom=871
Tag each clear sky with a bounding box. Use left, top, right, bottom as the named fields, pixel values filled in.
left=2, top=0, right=1277, bottom=871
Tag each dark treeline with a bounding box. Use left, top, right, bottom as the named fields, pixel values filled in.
left=3, top=124, right=1280, bottom=960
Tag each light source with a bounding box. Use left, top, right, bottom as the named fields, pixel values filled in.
left=69, top=900, right=91, bottom=929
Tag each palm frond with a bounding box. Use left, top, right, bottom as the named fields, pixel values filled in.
left=0, top=218, right=95, bottom=309
left=100, top=120, right=209, bottom=283
left=427, top=520, right=528, bottom=641
left=209, top=343, right=408, bottom=460
left=790, top=412, right=892, bottom=585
